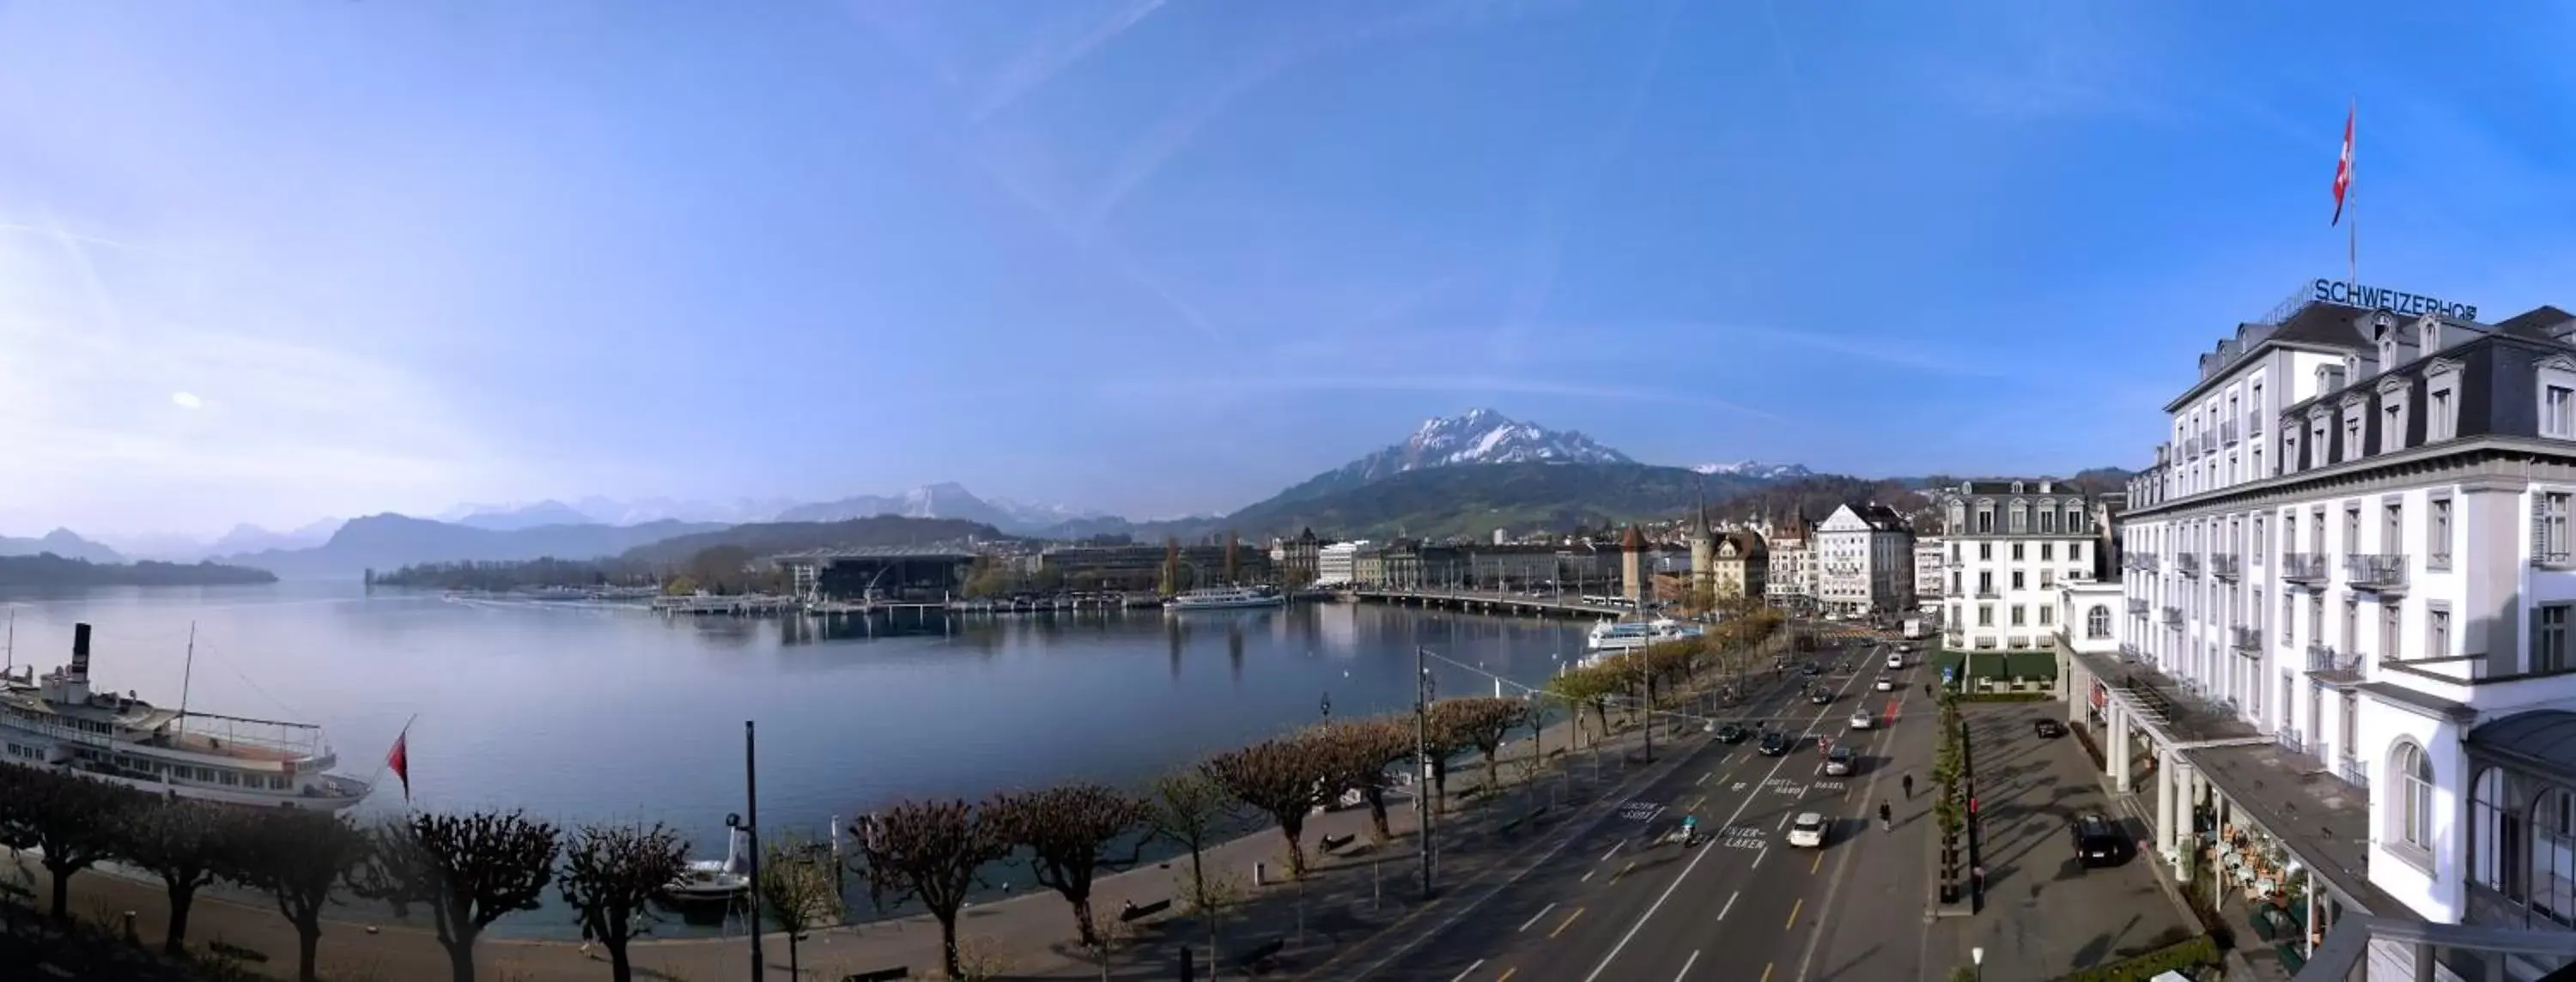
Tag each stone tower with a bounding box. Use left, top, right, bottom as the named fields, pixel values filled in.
left=1687, top=480, right=1716, bottom=602
left=1621, top=524, right=1648, bottom=606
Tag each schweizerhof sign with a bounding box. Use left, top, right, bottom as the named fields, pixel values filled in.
left=2312, top=279, right=2477, bottom=322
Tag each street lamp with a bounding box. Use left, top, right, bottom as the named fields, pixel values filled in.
left=1971, top=946, right=1984, bottom=981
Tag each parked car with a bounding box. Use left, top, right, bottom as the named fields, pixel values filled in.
left=1822, top=745, right=1855, bottom=776
left=2034, top=718, right=2068, bottom=738
left=1716, top=723, right=1748, bottom=744
left=1759, top=730, right=1791, bottom=756
left=1786, top=812, right=1828, bottom=848
left=2073, top=814, right=2126, bottom=866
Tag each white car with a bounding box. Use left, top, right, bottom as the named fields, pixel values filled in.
left=1848, top=711, right=1874, bottom=730
left=1874, top=677, right=1895, bottom=691
left=1786, top=812, right=1827, bottom=848
left=1886, top=652, right=1905, bottom=669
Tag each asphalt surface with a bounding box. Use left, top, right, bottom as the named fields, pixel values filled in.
left=1362, top=638, right=1945, bottom=982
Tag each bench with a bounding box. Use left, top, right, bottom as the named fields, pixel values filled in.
left=1118, top=898, right=1172, bottom=923
left=1233, top=937, right=1286, bottom=970
left=843, top=968, right=909, bottom=982
left=1318, top=833, right=1356, bottom=852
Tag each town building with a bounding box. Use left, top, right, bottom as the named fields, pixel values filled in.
left=1764, top=509, right=1818, bottom=609
left=1316, top=540, right=1365, bottom=587
left=1709, top=530, right=1768, bottom=601
left=1914, top=536, right=1947, bottom=617
left=1270, top=528, right=1323, bottom=586
left=2069, top=296, right=2576, bottom=979
left=1931, top=481, right=2102, bottom=653
left=1815, top=503, right=1914, bottom=616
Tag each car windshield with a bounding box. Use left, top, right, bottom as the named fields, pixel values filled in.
left=1830, top=749, right=1850, bottom=761
left=1794, top=815, right=1823, bottom=830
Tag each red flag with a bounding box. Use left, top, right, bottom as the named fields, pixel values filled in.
left=386, top=724, right=411, bottom=803
left=2331, top=105, right=2354, bottom=226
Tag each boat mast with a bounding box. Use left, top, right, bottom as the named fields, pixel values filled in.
left=179, top=621, right=196, bottom=720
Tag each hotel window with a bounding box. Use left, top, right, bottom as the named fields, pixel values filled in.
left=2342, top=597, right=2359, bottom=652
left=2538, top=790, right=2576, bottom=922
left=1949, top=571, right=1961, bottom=595
left=1978, top=543, right=1992, bottom=561
left=2071, top=542, right=2086, bottom=565
left=2383, top=502, right=2402, bottom=555
left=2540, top=493, right=2573, bottom=567
left=2342, top=414, right=2363, bottom=464
left=2010, top=571, right=2025, bottom=591
left=2010, top=604, right=2025, bottom=627
left=2252, top=513, right=2267, bottom=559
left=2427, top=605, right=2450, bottom=659
left=2343, top=506, right=2360, bottom=555
left=2039, top=604, right=2053, bottom=626
left=2281, top=593, right=2295, bottom=646
left=1978, top=603, right=1994, bottom=627
left=2310, top=418, right=2330, bottom=467
left=2040, top=543, right=2054, bottom=561
left=2541, top=605, right=2571, bottom=673
left=2008, top=502, right=2027, bottom=533
left=2547, top=356, right=2576, bottom=439
left=2011, top=543, right=2025, bottom=561
left=2429, top=494, right=2453, bottom=569
left=2379, top=603, right=2400, bottom=664
left=2380, top=384, right=2408, bottom=452
left=1948, top=542, right=1959, bottom=562
left=2253, top=588, right=2266, bottom=630
left=2394, top=742, right=2435, bottom=852
left=2087, top=606, right=2111, bottom=639
left=1978, top=572, right=1993, bottom=594
left=2039, top=508, right=2057, bottom=534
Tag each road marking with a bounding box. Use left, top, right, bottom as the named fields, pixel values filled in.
left=1676, top=949, right=1700, bottom=979
left=1751, top=845, right=1767, bottom=868
left=1449, top=961, right=1485, bottom=982
left=1785, top=897, right=1803, bottom=930
left=1601, top=842, right=1624, bottom=864
left=1550, top=907, right=1585, bottom=938
left=1811, top=850, right=1824, bottom=874
left=1580, top=870, right=1594, bottom=882
left=1759, top=963, right=1774, bottom=982
left=1716, top=890, right=1738, bottom=920
left=1610, top=860, right=1637, bottom=883
left=1686, top=794, right=1706, bottom=811
left=1578, top=664, right=1879, bottom=982
left=1518, top=902, right=1556, bottom=932
left=1696, top=772, right=1709, bottom=785
left=1776, top=811, right=1791, bottom=830
left=1498, top=970, right=1517, bottom=982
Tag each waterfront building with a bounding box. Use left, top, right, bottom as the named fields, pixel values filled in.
left=1709, top=530, right=1768, bottom=601
left=1317, top=540, right=1365, bottom=587
left=1272, top=528, right=1323, bottom=586
left=775, top=546, right=978, bottom=601
left=1762, top=509, right=1818, bottom=609
left=1931, top=481, right=2102, bottom=653
left=2068, top=297, right=2576, bottom=979
left=1815, top=503, right=1913, bottom=616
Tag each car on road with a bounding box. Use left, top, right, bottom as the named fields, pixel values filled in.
left=2034, top=718, right=2068, bottom=738
left=1847, top=710, right=1874, bottom=730
left=1809, top=687, right=1833, bottom=705
left=1886, top=651, right=1905, bottom=669
left=2072, top=814, right=2126, bottom=866
left=1822, top=746, right=1855, bottom=776
left=1716, top=723, right=1748, bottom=743
left=1874, top=676, right=1895, bottom=691
left=1759, top=730, right=1791, bottom=756
left=1799, top=662, right=1825, bottom=676
left=1786, top=812, right=1828, bottom=848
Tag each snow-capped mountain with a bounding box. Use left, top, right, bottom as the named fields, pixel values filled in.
left=1266, top=409, right=1634, bottom=505
left=1692, top=461, right=1814, bottom=480
left=773, top=482, right=1103, bottom=534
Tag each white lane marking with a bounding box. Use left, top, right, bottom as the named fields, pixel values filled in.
left=1602, top=842, right=1625, bottom=863
left=1449, top=960, right=1485, bottom=982
left=1519, top=901, right=1557, bottom=933
left=1696, top=772, right=1709, bottom=785
left=1751, top=845, right=1767, bottom=869
left=1777, top=810, right=1792, bottom=830
left=1790, top=679, right=1912, bottom=982
left=1677, top=949, right=1700, bottom=979
left=1581, top=662, right=1882, bottom=982
left=1716, top=890, right=1739, bottom=920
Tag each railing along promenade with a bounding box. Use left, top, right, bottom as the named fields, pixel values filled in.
left=1349, top=586, right=1632, bottom=617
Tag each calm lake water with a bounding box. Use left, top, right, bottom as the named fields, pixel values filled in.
left=0, top=583, right=1590, bottom=936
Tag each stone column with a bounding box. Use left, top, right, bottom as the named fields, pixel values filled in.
left=2460, top=478, right=2525, bottom=677
left=2110, top=704, right=2133, bottom=792
left=2157, top=748, right=2178, bottom=862
left=2069, top=662, right=2087, bottom=724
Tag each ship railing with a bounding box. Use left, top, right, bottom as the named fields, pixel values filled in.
left=173, top=711, right=331, bottom=759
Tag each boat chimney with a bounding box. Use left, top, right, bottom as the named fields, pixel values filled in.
left=70, top=623, right=91, bottom=680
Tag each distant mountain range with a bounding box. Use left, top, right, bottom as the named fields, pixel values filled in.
left=215, top=514, right=732, bottom=579
left=1693, top=461, right=1816, bottom=481
left=0, top=529, right=124, bottom=564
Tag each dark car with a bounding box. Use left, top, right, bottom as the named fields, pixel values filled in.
left=2034, top=718, right=2068, bottom=738
left=1716, top=723, right=1748, bottom=744
left=1808, top=687, right=1833, bottom=706
left=2073, top=814, right=2125, bottom=866
left=1799, top=662, right=1825, bottom=676
left=1759, top=730, right=1790, bottom=756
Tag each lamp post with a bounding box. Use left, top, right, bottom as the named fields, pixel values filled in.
left=732, top=720, right=763, bottom=982
left=1414, top=647, right=1437, bottom=898
left=1971, top=946, right=1984, bottom=981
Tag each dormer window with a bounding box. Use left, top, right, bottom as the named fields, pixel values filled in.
left=2543, top=355, right=2576, bottom=440
left=2426, top=358, right=2463, bottom=442
left=2377, top=375, right=2410, bottom=453
left=2421, top=316, right=2441, bottom=354
left=2379, top=336, right=2397, bottom=373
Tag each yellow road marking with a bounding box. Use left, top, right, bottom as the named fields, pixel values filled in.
left=1551, top=907, right=1585, bottom=938
left=1760, top=963, right=1774, bottom=982
left=1686, top=794, right=1706, bottom=811
left=1498, top=970, right=1518, bottom=982
left=1611, top=860, right=1637, bottom=882
left=1785, top=898, right=1803, bottom=930
left=1810, top=850, right=1824, bottom=874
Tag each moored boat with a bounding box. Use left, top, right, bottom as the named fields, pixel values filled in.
left=1163, top=586, right=1286, bottom=611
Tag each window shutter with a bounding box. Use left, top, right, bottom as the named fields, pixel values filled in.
left=2539, top=501, right=2551, bottom=563
left=2534, top=607, right=2546, bottom=675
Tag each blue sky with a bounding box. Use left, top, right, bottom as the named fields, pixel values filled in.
left=3, top=1, right=2572, bottom=536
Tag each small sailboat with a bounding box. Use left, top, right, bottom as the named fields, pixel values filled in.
left=662, top=827, right=752, bottom=904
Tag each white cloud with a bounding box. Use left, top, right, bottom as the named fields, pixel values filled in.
left=0, top=221, right=513, bottom=536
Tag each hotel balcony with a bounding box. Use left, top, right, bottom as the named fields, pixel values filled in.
left=2175, top=553, right=2202, bottom=577
left=2344, top=554, right=2408, bottom=592
left=2280, top=553, right=2331, bottom=585
left=2130, top=554, right=2159, bottom=573
left=2117, top=641, right=2142, bottom=661
left=2221, top=418, right=2239, bottom=445
left=2232, top=625, right=2263, bottom=651
left=2126, top=597, right=2149, bottom=616
left=2245, top=412, right=2263, bottom=438
left=2160, top=606, right=2184, bottom=628
left=2306, top=644, right=2365, bottom=683
left=2208, top=553, right=2241, bottom=580
left=2288, top=916, right=2576, bottom=982
left=2336, top=755, right=2369, bottom=791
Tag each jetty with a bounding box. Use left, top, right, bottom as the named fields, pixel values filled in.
left=1349, top=586, right=1629, bottom=618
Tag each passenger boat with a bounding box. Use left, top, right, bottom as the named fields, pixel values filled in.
left=662, top=827, right=752, bottom=904
left=1163, top=586, right=1286, bottom=611
left=0, top=622, right=371, bottom=810
left=1583, top=617, right=1705, bottom=653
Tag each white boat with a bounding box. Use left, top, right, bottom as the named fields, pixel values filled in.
left=663, top=827, right=751, bottom=904
left=0, top=622, right=371, bottom=810
left=1583, top=617, right=1705, bottom=653
left=1163, top=587, right=1286, bottom=611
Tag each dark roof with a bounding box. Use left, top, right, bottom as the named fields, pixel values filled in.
left=1620, top=525, right=1647, bottom=550
left=1717, top=530, right=1767, bottom=556
left=2468, top=710, right=2576, bottom=781
left=2494, top=305, right=2576, bottom=338
left=2167, top=301, right=2375, bottom=412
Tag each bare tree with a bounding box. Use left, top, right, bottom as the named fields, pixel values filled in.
left=993, top=784, right=1146, bottom=948
left=849, top=798, right=1015, bottom=980
left=118, top=797, right=245, bottom=955
left=350, top=809, right=562, bottom=982
left=1316, top=718, right=1412, bottom=842
left=1202, top=734, right=1337, bottom=878
left=1437, top=698, right=1534, bottom=794
left=229, top=809, right=372, bottom=982
left=556, top=822, right=690, bottom=982
left=756, top=832, right=842, bottom=980
left=0, top=767, right=139, bottom=920
left=1143, top=769, right=1235, bottom=967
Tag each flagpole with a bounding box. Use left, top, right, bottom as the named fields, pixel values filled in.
left=2347, top=97, right=2359, bottom=298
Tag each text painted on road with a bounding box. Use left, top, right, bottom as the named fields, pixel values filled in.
left=1617, top=801, right=1665, bottom=822
left=1719, top=826, right=1765, bottom=850
left=1814, top=780, right=1845, bottom=792
left=1766, top=778, right=1809, bottom=797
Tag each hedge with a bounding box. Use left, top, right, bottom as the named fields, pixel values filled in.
left=2057, top=936, right=2221, bottom=982
left=1960, top=692, right=2053, bottom=703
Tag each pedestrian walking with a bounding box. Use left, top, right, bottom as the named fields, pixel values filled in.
left=1903, top=773, right=1915, bottom=798
left=1879, top=800, right=1893, bottom=831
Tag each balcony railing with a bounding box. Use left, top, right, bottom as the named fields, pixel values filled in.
left=2246, top=412, right=2264, bottom=438
left=2536, top=546, right=2573, bottom=568
left=2306, top=644, right=2364, bottom=681
left=2275, top=728, right=2305, bottom=755
left=2160, top=606, right=2184, bottom=628
left=2117, top=641, right=2142, bottom=661
left=2232, top=625, right=2262, bottom=651
left=1975, top=588, right=2000, bottom=598
left=2130, top=554, right=2159, bottom=573
left=2338, top=755, right=2370, bottom=791
left=2221, top=419, right=2239, bottom=445
left=2280, top=553, right=2331, bottom=583
left=2346, top=554, right=2408, bottom=591
left=2126, top=598, right=2149, bottom=616
left=2208, top=553, right=2240, bottom=579
left=2175, top=553, right=2202, bottom=577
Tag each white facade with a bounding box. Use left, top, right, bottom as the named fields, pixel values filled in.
left=1934, top=482, right=2101, bottom=653
left=1815, top=504, right=1914, bottom=616
left=1914, top=537, right=1947, bottom=614
left=1765, top=523, right=1816, bottom=606
left=1317, top=541, right=1364, bottom=587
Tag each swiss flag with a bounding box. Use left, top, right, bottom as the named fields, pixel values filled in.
left=386, top=726, right=411, bottom=803
left=2332, top=106, right=2354, bottom=226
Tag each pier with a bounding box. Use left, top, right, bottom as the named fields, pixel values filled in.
left=1349, top=587, right=1628, bottom=618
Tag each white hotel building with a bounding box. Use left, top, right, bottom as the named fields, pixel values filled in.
left=2075, top=298, right=2576, bottom=979
left=1815, top=502, right=1913, bottom=617
left=1932, top=481, right=2103, bottom=653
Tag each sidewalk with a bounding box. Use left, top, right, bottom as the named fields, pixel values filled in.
left=5, top=640, right=1785, bottom=980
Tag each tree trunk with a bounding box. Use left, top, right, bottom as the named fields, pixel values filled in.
left=163, top=881, right=195, bottom=956
left=1361, top=786, right=1393, bottom=842
left=788, top=932, right=801, bottom=980
left=1480, top=748, right=1500, bottom=792
left=45, top=860, right=70, bottom=921
left=1071, top=894, right=1100, bottom=948
left=441, top=934, right=478, bottom=982
left=606, top=939, right=635, bottom=982
left=1276, top=815, right=1308, bottom=878
left=295, top=923, right=322, bottom=982
left=939, top=913, right=963, bottom=980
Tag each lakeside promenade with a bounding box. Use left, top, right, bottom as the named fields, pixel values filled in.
left=6, top=632, right=1817, bottom=980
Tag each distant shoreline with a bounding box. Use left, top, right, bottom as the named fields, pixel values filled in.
left=0, top=553, right=277, bottom=588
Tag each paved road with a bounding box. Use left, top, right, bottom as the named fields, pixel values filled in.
left=1355, top=640, right=1945, bottom=982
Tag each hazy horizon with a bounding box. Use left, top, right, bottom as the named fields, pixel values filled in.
left=5, top=1, right=2562, bottom=538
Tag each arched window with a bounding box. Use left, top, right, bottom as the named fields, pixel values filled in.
left=2472, top=767, right=2521, bottom=900
left=2087, top=605, right=2111, bottom=639
left=2537, top=787, right=2576, bottom=923
left=2392, top=741, right=2436, bottom=850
